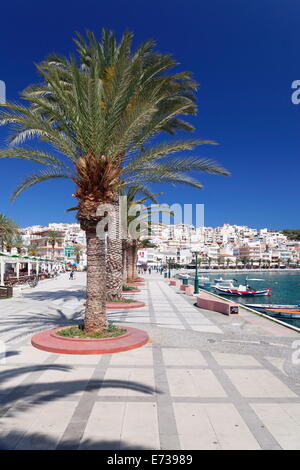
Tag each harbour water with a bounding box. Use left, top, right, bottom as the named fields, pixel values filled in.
left=189, top=271, right=300, bottom=329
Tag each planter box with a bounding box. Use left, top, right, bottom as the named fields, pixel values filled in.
left=183, top=285, right=194, bottom=296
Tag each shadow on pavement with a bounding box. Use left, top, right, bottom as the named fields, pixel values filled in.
left=0, top=431, right=153, bottom=450
left=0, top=307, right=84, bottom=343
left=22, top=289, right=85, bottom=302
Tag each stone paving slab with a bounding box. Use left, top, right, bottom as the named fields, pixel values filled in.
left=0, top=272, right=300, bottom=449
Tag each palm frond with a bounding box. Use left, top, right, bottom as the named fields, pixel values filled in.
left=11, top=169, right=69, bottom=202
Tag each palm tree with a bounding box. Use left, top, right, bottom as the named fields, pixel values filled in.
left=46, top=231, right=62, bottom=260
left=27, top=243, right=38, bottom=257
left=74, top=245, right=81, bottom=265
left=0, top=214, right=19, bottom=252
left=0, top=30, right=228, bottom=333
left=123, top=185, right=162, bottom=285
left=241, top=256, right=250, bottom=269
left=13, top=232, right=24, bottom=255
left=4, top=232, right=14, bottom=253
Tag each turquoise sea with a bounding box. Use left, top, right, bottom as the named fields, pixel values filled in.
left=197, top=271, right=300, bottom=329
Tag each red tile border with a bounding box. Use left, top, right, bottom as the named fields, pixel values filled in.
left=106, top=301, right=145, bottom=309
left=31, top=326, right=149, bottom=355
left=126, top=282, right=145, bottom=287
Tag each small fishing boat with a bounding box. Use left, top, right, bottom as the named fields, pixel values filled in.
left=266, top=311, right=300, bottom=319
left=214, top=277, right=235, bottom=283
left=189, top=274, right=211, bottom=287
left=215, top=281, right=271, bottom=297
left=246, top=303, right=300, bottom=313
left=198, top=280, right=212, bottom=287
left=189, top=275, right=210, bottom=282
left=245, top=304, right=300, bottom=319
left=177, top=273, right=190, bottom=280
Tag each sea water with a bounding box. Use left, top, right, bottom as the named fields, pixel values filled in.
left=196, top=271, right=300, bottom=329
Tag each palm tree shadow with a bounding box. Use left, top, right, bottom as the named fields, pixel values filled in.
left=0, top=431, right=154, bottom=450
left=0, top=363, right=162, bottom=449
left=22, top=289, right=85, bottom=302
left=0, top=307, right=84, bottom=343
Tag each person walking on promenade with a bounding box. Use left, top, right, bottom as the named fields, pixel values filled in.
left=148, top=267, right=152, bottom=275
left=69, top=271, right=74, bottom=280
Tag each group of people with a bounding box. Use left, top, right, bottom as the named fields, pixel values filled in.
left=137, top=265, right=165, bottom=275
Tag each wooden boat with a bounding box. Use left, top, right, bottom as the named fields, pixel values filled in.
left=245, top=303, right=300, bottom=319
left=215, top=281, right=271, bottom=297
left=246, top=303, right=300, bottom=314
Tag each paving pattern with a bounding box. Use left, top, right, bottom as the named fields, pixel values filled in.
left=0, top=272, right=300, bottom=450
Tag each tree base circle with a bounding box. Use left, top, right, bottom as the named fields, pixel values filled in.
left=31, top=326, right=149, bottom=355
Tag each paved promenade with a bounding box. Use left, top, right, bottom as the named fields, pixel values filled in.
left=0, top=272, right=300, bottom=449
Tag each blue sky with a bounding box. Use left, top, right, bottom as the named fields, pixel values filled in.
left=0, top=0, right=299, bottom=230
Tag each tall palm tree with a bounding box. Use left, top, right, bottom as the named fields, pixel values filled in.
left=0, top=30, right=228, bottom=333
left=107, top=184, right=160, bottom=296
left=122, top=184, right=162, bottom=284
left=28, top=30, right=229, bottom=302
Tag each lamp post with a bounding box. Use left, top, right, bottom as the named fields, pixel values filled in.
left=193, top=251, right=199, bottom=294
left=167, top=257, right=171, bottom=278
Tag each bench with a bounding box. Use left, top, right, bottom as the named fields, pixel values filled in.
left=196, top=292, right=239, bottom=315
left=0, top=286, right=13, bottom=298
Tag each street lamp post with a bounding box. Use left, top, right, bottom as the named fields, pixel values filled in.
left=168, top=257, right=171, bottom=278
left=193, top=251, right=199, bottom=294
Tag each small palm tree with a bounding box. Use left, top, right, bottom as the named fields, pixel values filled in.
left=27, top=243, right=38, bottom=257
left=0, top=30, right=228, bottom=333
left=46, top=231, right=62, bottom=260
left=0, top=214, right=19, bottom=252
left=4, top=232, right=14, bottom=253
left=13, top=232, right=24, bottom=255
left=74, top=246, right=81, bottom=265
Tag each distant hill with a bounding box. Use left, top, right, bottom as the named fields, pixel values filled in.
left=282, top=229, right=300, bottom=241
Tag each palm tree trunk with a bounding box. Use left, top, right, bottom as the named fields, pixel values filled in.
left=122, top=239, right=127, bottom=283
left=84, top=229, right=107, bottom=333
left=106, top=194, right=123, bottom=301
left=132, top=240, right=138, bottom=280
left=126, top=241, right=134, bottom=282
